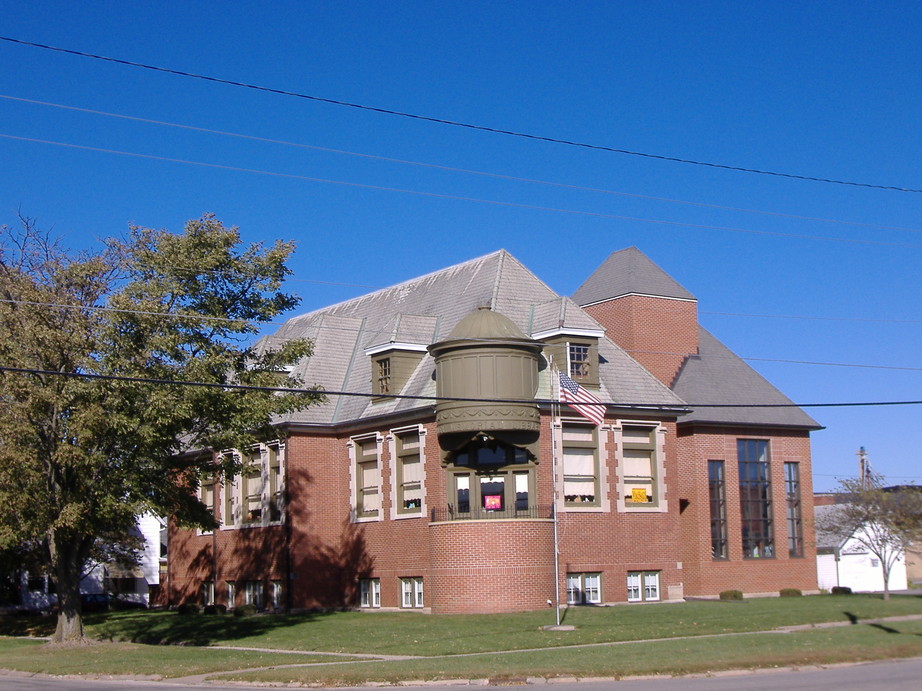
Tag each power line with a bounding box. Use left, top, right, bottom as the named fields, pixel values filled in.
left=702, top=310, right=922, bottom=325
left=2, top=364, right=921, bottom=409
left=5, top=133, right=922, bottom=250
left=4, top=94, right=922, bottom=237
left=4, top=298, right=921, bottom=372
left=2, top=35, right=920, bottom=194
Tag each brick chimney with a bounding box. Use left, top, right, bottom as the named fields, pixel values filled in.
left=573, top=248, right=699, bottom=389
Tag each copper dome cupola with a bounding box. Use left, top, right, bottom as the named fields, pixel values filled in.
left=427, top=306, right=542, bottom=435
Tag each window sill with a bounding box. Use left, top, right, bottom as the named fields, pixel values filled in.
left=352, top=515, right=382, bottom=524
left=621, top=503, right=665, bottom=513
left=220, top=521, right=285, bottom=531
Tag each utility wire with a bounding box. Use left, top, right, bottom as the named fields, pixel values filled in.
left=4, top=94, right=921, bottom=236
left=5, top=133, right=922, bottom=250
left=4, top=297, right=921, bottom=372
left=2, top=35, right=920, bottom=194
left=2, top=365, right=921, bottom=409
left=701, top=310, right=922, bottom=325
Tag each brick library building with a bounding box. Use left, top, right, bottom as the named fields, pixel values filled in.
left=164, top=247, right=820, bottom=614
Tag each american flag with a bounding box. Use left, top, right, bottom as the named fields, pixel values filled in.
left=558, top=372, right=605, bottom=426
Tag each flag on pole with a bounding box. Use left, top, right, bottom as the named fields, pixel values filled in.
left=558, top=371, right=605, bottom=426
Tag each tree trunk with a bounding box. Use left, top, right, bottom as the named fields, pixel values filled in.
left=48, top=532, right=86, bottom=644
left=53, top=587, right=84, bottom=643
left=881, top=560, right=891, bottom=601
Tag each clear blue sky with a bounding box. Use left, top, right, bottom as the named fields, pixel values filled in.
left=2, top=2, right=920, bottom=491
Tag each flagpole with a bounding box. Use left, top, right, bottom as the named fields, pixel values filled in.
left=550, top=365, right=562, bottom=627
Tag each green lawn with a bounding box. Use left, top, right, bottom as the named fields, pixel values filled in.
left=2, top=594, right=922, bottom=684
left=0, top=638, right=357, bottom=679
left=87, top=593, right=922, bottom=655
left=228, top=619, right=922, bottom=686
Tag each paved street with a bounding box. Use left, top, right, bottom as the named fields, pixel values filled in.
left=3, top=657, right=922, bottom=690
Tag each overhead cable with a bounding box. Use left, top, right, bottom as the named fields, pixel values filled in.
left=1, top=35, right=920, bottom=193
left=1, top=365, right=920, bottom=409
left=4, top=133, right=922, bottom=250
left=3, top=298, right=920, bottom=372
left=3, top=94, right=921, bottom=236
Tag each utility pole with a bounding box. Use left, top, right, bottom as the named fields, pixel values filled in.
left=858, top=446, right=869, bottom=489
left=857, top=446, right=882, bottom=489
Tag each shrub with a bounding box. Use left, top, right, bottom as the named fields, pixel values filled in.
left=176, top=602, right=200, bottom=615
left=831, top=586, right=853, bottom=595
left=719, top=589, right=744, bottom=601
left=779, top=588, right=802, bottom=597
left=233, top=604, right=259, bottom=617
left=203, top=604, right=227, bottom=615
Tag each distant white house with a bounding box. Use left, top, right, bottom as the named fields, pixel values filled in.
left=20, top=513, right=164, bottom=609
left=815, top=504, right=908, bottom=592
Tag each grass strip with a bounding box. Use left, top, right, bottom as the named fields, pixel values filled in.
left=80, top=594, right=922, bottom=655
left=224, top=619, right=922, bottom=686
left=0, top=638, right=357, bottom=679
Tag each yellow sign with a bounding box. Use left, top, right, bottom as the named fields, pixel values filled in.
left=631, top=488, right=648, bottom=503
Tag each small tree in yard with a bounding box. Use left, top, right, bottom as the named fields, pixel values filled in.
left=0, top=215, right=318, bottom=642
left=818, top=477, right=922, bottom=601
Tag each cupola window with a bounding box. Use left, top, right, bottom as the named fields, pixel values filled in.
left=444, top=435, right=536, bottom=519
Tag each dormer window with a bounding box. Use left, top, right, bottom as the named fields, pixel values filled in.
left=365, top=343, right=428, bottom=401
left=568, top=343, right=592, bottom=379
left=534, top=329, right=603, bottom=388
left=376, top=358, right=391, bottom=395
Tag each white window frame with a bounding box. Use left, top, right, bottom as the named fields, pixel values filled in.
left=226, top=581, right=236, bottom=610
left=556, top=418, right=609, bottom=512
left=360, top=578, right=381, bottom=608
left=271, top=580, right=284, bottom=611
left=244, top=580, right=264, bottom=609
left=561, top=422, right=601, bottom=508
left=198, top=477, right=216, bottom=535
left=241, top=449, right=265, bottom=525
left=202, top=581, right=215, bottom=606
left=566, top=572, right=602, bottom=604
left=615, top=422, right=667, bottom=513
left=389, top=425, right=427, bottom=519
left=567, top=342, right=592, bottom=380
left=221, top=442, right=286, bottom=529
left=400, top=577, right=424, bottom=608
left=627, top=571, right=660, bottom=602
left=350, top=433, right=382, bottom=521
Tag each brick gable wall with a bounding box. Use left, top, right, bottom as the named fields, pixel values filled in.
left=583, top=295, right=698, bottom=387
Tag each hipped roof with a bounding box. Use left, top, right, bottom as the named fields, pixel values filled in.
left=264, top=250, right=685, bottom=426
left=573, top=247, right=819, bottom=430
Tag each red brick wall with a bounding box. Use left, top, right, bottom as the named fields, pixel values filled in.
left=676, top=425, right=817, bottom=596
left=167, top=411, right=817, bottom=612
left=430, top=519, right=556, bottom=613
left=584, top=295, right=698, bottom=387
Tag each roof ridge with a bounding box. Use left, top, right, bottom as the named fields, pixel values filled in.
left=572, top=247, right=695, bottom=305
left=289, top=249, right=510, bottom=322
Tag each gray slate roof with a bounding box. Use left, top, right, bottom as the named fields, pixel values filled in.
left=264, top=250, right=685, bottom=426
left=572, top=246, right=696, bottom=305
left=570, top=246, right=818, bottom=430
left=672, top=328, right=821, bottom=429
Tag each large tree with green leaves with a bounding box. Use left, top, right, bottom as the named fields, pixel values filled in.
left=0, top=215, right=316, bottom=642
left=818, top=478, right=922, bottom=600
